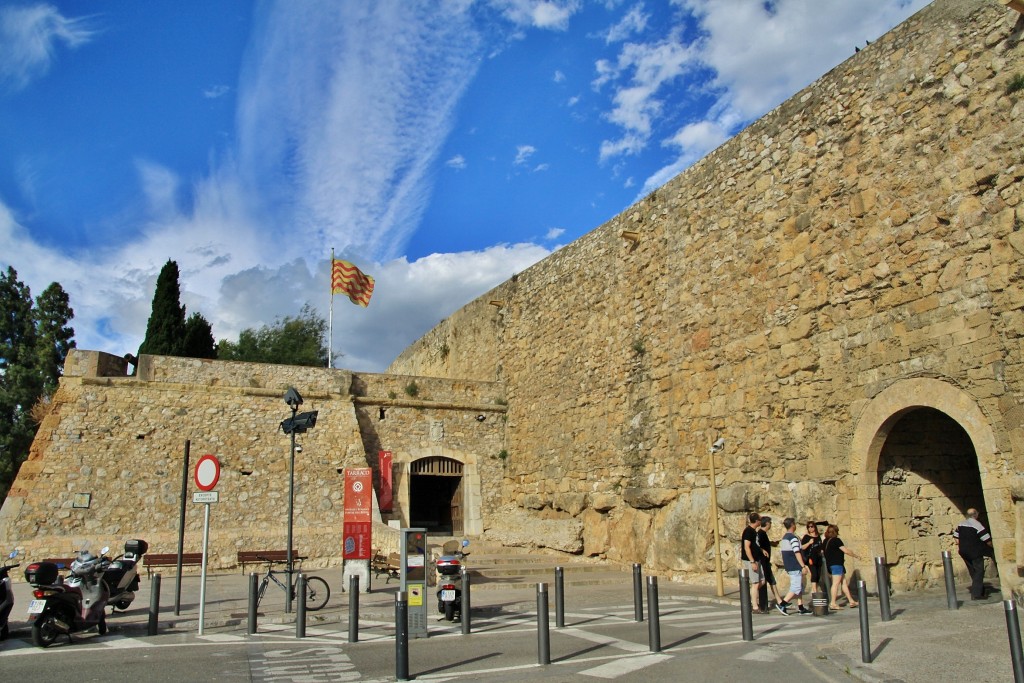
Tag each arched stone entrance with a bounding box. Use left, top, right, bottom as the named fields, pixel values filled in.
left=849, top=378, right=1014, bottom=594
left=392, top=448, right=483, bottom=536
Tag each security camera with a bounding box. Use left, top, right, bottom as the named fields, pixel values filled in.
left=710, top=437, right=725, bottom=453
left=295, top=445, right=303, bottom=453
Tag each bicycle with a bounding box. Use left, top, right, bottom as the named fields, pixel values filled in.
left=255, top=555, right=330, bottom=611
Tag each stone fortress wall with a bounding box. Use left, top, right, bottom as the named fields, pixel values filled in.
left=389, top=0, right=1024, bottom=592
left=3, top=0, right=1024, bottom=594
left=0, top=351, right=506, bottom=570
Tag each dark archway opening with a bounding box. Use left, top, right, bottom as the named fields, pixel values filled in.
left=877, top=407, right=986, bottom=588
left=409, top=457, right=463, bottom=535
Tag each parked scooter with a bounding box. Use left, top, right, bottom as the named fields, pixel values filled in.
left=435, top=540, right=469, bottom=622
left=25, top=546, right=111, bottom=647
left=102, top=539, right=148, bottom=611
left=0, top=550, right=19, bottom=640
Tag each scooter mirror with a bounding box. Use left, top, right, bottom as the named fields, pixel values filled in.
left=6, top=550, right=16, bottom=560
left=461, top=540, right=469, bottom=548
left=101, top=546, right=110, bottom=555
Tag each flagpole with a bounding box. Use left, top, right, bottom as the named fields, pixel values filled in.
left=328, top=247, right=334, bottom=369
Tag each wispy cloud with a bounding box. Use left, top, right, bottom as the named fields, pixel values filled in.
left=0, top=4, right=96, bottom=91
left=604, top=3, right=648, bottom=43
left=446, top=154, right=467, bottom=170
left=203, top=84, right=230, bottom=99
left=489, top=0, right=582, bottom=30
left=514, top=144, right=537, bottom=166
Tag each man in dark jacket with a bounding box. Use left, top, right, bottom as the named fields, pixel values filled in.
left=953, top=508, right=994, bottom=600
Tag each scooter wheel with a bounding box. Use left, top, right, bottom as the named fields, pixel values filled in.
left=98, top=614, right=107, bottom=636
left=1, top=623, right=8, bottom=640
left=444, top=602, right=456, bottom=621
left=31, top=614, right=62, bottom=648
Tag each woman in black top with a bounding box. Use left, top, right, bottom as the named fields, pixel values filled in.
left=823, top=524, right=859, bottom=609
left=801, top=521, right=826, bottom=592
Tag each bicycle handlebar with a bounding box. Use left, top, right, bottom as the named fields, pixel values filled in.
left=257, top=555, right=307, bottom=565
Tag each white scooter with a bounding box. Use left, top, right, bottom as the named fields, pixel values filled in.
left=0, top=550, right=19, bottom=640
left=102, top=539, right=148, bottom=611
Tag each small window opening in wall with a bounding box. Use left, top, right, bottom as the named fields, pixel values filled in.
left=136, top=434, right=145, bottom=440
left=336, top=468, right=344, bottom=474
left=379, top=407, right=387, bottom=420
left=239, top=469, right=253, bottom=476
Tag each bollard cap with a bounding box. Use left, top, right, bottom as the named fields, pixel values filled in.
left=396, top=591, right=407, bottom=602
left=537, top=582, right=548, bottom=592
left=1006, top=600, right=1017, bottom=612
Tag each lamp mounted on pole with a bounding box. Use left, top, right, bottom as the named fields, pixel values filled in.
left=280, top=387, right=318, bottom=613
left=709, top=436, right=726, bottom=598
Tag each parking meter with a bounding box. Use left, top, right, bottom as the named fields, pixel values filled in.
left=400, top=528, right=428, bottom=638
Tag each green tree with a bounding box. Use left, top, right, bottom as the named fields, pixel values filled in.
left=0, top=267, right=75, bottom=499
left=138, top=259, right=186, bottom=357
left=181, top=312, right=216, bottom=359
left=34, top=282, right=76, bottom=395
left=217, top=304, right=330, bottom=367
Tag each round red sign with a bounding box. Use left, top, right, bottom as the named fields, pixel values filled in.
left=194, top=454, right=221, bottom=491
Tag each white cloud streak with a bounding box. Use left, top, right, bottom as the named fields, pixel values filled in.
left=0, top=3, right=95, bottom=91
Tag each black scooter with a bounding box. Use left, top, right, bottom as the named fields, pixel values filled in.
left=0, top=550, right=19, bottom=640
left=435, top=540, right=469, bottom=622
left=25, top=546, right=111, bottom=647
left=103, top=539, right=148, bottom=611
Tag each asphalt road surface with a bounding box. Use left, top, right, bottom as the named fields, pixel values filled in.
left=1, top=597, right=860, bottom=682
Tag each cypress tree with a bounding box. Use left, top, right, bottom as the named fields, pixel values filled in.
left=181, top=312, right=216, bottom=359
left=138, top=259, right=186, bottom=357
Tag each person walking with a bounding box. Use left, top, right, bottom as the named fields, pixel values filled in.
left=777, top=517, right=811, bottom=615
left=823, top=524, right=860, bottom=609
left=953, top=508, right=994, bottom=600
left=741, top=512, right=766, bottom=613
left=757, top=517, right=784, bottom=612
left=801, top=520, right=827, bottom=594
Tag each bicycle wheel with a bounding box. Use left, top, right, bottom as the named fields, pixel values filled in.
left=303, top=576, right=330, bottom=611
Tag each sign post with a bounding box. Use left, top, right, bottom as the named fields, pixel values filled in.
left=342, top=468, right=372, bottom=592
left=194, top=454, right=221, bottom=635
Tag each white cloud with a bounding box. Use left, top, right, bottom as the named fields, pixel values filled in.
left=514, top=144, right=536, bottom=166
left=203, top=84, right=230, bottom=99
left=553, top=69, right=565, bottom=83
left=0, top=4, right=95, bottom=91
left=605, top=3, right=648, bottom=43
left=446, top=154, right=467, bottom=169
left=489, top=0, right=581, bottom=30
left=545, top=227, right=565, bottom=240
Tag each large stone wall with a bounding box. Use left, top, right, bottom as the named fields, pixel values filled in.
left=0, top=351, right=506, bottom=569
left=389, top=0, right=1024, bottom=590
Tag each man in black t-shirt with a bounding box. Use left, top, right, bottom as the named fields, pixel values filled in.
left=953, top=508, right=994, bottom=600
left=741, top=512, right=765, bottom=612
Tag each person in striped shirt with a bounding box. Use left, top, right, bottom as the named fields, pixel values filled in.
left=776, top=517, right=811, bottom=615
left=953, top=508, right=994, bottom=600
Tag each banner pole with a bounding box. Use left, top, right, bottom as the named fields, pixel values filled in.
left=329, top=248, right=335, bottom=369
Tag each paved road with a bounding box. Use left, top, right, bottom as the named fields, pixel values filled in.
left=1, top=594, right=857, bottom=682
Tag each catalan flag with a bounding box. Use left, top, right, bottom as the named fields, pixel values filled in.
left=331, top=259, right=375, bottom=307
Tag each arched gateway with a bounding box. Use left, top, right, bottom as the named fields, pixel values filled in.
left=849, top=378, right=1011, bottom=592
left=391, top=449, right=483, bottom=537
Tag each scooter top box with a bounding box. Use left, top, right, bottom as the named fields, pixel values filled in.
left=24, top=561, right=60, bottom=585
left=436, top=556, right=462, bottom=575
left=124, top=539, right=148, bottom=556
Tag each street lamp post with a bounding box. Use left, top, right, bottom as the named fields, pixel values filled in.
left=281, top=387, right=318, bottom=613
left=709, top=437, right=726, bottom=597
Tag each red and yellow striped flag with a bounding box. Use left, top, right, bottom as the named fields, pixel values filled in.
left=331, top=259, right=375, bottom=307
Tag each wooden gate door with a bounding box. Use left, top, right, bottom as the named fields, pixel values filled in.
left=450, top=477, right=464, bottom=535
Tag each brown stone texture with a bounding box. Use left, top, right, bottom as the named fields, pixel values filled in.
left=388, top=0, right=1024, bottom=592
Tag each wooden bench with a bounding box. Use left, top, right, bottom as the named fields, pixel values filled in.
left=237, top=550, right=303, bottom=574
left=144, top=552, right=204, bottom=577
left=370, top=550, right=400, bottom=583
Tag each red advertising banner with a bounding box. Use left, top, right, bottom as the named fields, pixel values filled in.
left=343, top=468, right=372, bottom=560
left=379, top=450, right=393, bottom=512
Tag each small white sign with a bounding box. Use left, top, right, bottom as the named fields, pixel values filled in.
left=193, top=491, right=220, bottom=504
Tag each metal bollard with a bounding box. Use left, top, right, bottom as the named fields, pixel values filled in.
left=396, top=591, right=410, bottom=681
left=857, top=580, right=871, bottom=663
left=941, top=550, right=958, bottom=610
left=874, top=557, right=892, bottom=622
left=633, top=563, right=644, bottom=622
left=295, top=574, right=306, bottom=638
left=461, top=567, right=472, bottom=635
left=537, top=582, right=551, bottom=665
left=148, top=574, right=161, bottom=636
left=739, top=568, right=753, bottom=641
left=555, top=567, right=565, bottom=628
left=247, top=572, right=258, bottom=634
left=348, top=574, right=359, bottom=643
left=647, top=575, right=661, bottom=653
left=1006, top=600, right=1024, bottom=683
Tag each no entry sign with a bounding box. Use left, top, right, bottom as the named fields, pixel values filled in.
left=194, top=454, right=221, bottom=491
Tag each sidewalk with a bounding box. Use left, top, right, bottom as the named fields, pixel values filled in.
left=6, top=569, right=1018, bottom=682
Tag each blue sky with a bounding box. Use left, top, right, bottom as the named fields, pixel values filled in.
left=0, top=0, right=929, bottom=371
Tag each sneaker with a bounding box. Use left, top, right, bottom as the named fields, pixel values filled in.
left=775, top=602, right=789, bottom=616
left=798, top=605, right=811, bottom=615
